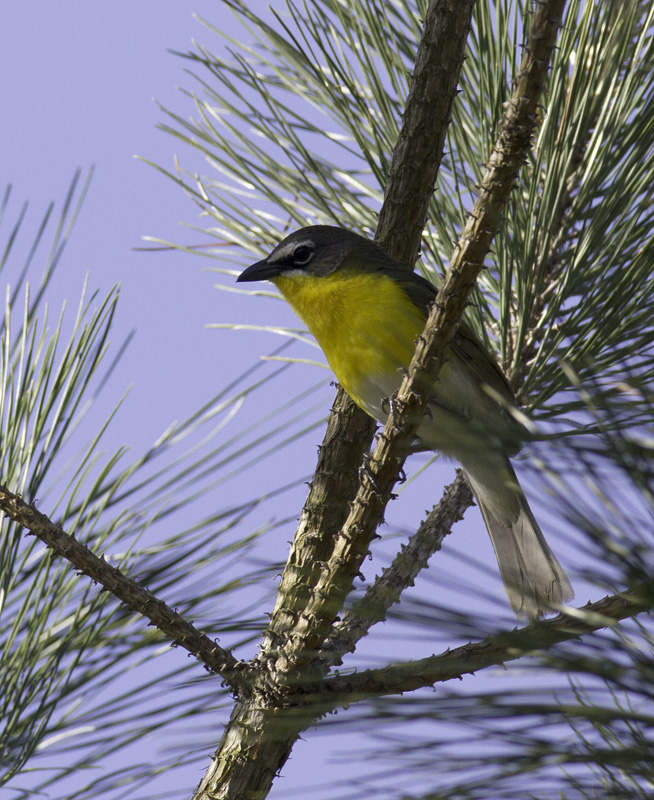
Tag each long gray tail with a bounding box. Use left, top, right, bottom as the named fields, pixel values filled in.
left=463, top=458, right=573, bottom=620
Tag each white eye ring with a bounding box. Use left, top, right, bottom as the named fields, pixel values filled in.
left=292, top=244, right=313, bottom=265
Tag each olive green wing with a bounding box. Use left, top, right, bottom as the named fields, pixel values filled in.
left=387, top=266, right=515, bottom=404
left=452, top=319, right=515, bottom=404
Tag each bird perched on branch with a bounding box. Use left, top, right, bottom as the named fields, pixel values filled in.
left=238, top=225, right=573, bottom=619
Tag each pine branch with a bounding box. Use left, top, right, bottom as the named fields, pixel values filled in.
left=376, top=0, right=476, bottom=266
left=257, top=387, right=377, bottom=660
left=320, top=1, right=654, bottom=661
left=324, top=470, right=473, bottom=664
left=0, top=486, right=252, bottom=694
left=317, top=591, right=651, bottom=701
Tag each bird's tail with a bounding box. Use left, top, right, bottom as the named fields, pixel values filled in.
left=463, top=458, right=573, bottom=620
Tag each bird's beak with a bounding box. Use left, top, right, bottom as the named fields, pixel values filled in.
left=236, top=258, right=282, bottom=283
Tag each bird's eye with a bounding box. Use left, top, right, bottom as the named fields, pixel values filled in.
left=292, top=245, right=313, bottom=266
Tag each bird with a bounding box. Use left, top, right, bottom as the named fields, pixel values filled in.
left=237, top=225, right=573, bottom=619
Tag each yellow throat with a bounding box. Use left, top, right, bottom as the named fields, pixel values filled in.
left=273, top=270, right=426, bottom=409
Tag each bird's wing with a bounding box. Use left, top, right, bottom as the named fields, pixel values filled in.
left=386, top=266, right=515, bottom=405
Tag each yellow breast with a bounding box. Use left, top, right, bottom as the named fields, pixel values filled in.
left=273, top=270, right=426, bottom=411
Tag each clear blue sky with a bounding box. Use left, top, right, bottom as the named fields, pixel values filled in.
left=1, top=5, right=586, bottom=798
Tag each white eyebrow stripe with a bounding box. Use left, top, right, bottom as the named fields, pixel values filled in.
left=271, top=239, right=314, bottom=262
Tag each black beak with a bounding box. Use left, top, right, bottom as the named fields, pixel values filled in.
left=236, top=258, right=282, bottom=283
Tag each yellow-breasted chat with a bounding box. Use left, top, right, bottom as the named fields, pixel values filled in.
left=237, top=225, right=573, bottom=619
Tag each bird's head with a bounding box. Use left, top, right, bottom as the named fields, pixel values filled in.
left=237, top=225, right=384, bottom=283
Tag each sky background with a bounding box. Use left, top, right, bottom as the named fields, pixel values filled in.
left=1, top=3, right=248, bottom=450
left=1, top=4, right=590, bottom=798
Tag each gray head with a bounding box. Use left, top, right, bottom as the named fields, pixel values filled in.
left=236, top=225, right=391, bottom=283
